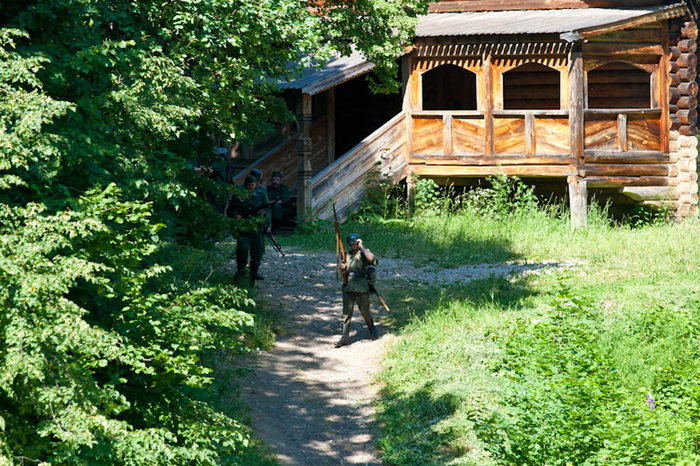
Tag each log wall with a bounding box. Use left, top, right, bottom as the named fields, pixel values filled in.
left=666, top=19, right=699, bottom=216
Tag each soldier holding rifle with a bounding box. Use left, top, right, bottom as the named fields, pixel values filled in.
left=334, top=231, right=379, bottom=348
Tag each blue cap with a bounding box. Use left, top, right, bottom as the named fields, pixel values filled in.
left=347, top=233, right=359, bottom=244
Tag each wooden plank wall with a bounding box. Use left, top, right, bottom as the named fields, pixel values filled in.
left=233, top=118, right=328, bottom=191
left=501, top=62, right=562, bottom=109
left=408, top=43, right=574, bottom=180
left=312, top=112, right=408, bottom=221
left=406, top=22, right=681, bottom=200
left=581, top=22, right=671, bottom=189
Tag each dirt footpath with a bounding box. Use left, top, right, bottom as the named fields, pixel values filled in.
left=239, top=247, right=581, bottom=465
left=241, top=248, right=390, bottom=465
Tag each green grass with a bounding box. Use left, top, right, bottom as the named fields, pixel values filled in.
left=276, top=177, right=700, bottom=464
left=290, top=185, right=700, bottom=465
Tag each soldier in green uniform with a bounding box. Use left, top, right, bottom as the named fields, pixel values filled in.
left=266, top=170, right=292, bottom=233
left=249, top=168, right=271, bottom=249
left=335, top=233, right=379, bottom=348
left=228, top=174, right=268, bottom=285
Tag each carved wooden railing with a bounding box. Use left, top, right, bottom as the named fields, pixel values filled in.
left=311, top=112, right=408, bottom=221
left=411, top=110, right=573, bottom=157
left=583, top=108, right=663, bottom=153
left=583, top=108, right=668, bottom=188
left=411, top=108, right=664, bottom=157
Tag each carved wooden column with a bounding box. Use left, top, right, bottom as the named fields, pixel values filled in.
left=568, top=41, right=587, bottom=228
left=297, top=93, right=313, bottom=223
left=327, top=88, right=335, bottom=165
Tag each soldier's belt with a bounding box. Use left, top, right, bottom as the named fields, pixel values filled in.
left=348, top=271, right=366, bottom=279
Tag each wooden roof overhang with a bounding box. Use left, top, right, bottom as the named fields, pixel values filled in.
left=429, top=0, right=683, bottom=13
left=277, top=49, right=374, bottom=96
left=278, top=4, right=687, bottom=96
left=415, top=4, right=687, bottom=41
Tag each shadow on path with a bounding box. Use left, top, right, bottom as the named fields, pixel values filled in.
left=239, top=251, right=390, bottom=465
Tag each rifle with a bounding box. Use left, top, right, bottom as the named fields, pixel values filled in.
left=236, top=198, right=278, bottom=219
left=369, top=284, right=391, bottom=313
left=332, top=203, right=347, bottom=285
left=266, top=231, right=285, bottom=256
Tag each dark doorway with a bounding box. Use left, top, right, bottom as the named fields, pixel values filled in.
left=334, top=76, right=402, bottom=157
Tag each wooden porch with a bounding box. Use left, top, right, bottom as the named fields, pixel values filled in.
left=407, top=108, right=667, bottom=184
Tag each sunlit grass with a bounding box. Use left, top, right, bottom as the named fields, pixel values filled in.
left=350, top=191, right=700, bottom=464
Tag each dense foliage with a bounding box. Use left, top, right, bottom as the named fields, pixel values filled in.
left=0, top=0, right=428, bottom=463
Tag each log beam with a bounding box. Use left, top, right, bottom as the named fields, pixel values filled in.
left=568, top=176, right=587, bottom=228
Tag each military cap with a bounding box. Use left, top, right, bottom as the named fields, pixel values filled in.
left=271, top=171, right=282, bottom=178
left=347, top=233, right=360, bottom=245
left=249, top=168, right=262, bottom=180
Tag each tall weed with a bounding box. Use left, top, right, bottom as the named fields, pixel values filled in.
left=462, top=175, right=539, bottom=218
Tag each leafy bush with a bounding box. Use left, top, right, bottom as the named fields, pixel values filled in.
left=476, top=278, right=700, bottom=465
left=0, top=0, right=433, bottom=462
left=0, top=185, right=260, bottom=464
left=413, top=177, right=442, bottom=215
left=463, top=175, right=539, bottom=218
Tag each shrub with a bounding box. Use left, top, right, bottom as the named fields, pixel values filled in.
left=476, top=278, right=700, bottom=465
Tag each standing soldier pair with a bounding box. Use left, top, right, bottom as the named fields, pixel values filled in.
left=228, top=172, right=270, bottom=285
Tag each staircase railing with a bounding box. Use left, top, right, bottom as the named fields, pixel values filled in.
left=311, top=112, right=409, bottom=222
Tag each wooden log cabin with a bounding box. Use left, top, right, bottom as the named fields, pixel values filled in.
left=236, top=0, right=700, bottom=224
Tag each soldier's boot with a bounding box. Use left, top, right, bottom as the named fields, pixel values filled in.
left=233, top=259, right=247, bottom=281
left=363, top=314, right=378, bottom=340
left=249, top=264, right=264, bottom=283
left=367, top=321, right=378, bottom=340
left=334, top=323, right=350, bottom=348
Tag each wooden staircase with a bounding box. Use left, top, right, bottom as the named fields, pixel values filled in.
left=234, top=112, right=410, bottom=223
left=311, top=112, right=409, bottom=222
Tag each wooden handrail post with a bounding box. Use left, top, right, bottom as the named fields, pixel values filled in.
left=443, top=114, right=453, bottom=155
left=525, top=113, right=536, bottom=154
left=568, top=41, right=587, bottom=228
left=483, top=52, right=494, bottom=156
left=617, top=113, right=628, bottom=152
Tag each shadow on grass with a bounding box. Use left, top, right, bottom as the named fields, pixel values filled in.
left=285, top=217, right=522, bottom=266
left=253, top=218, right=548, bottom=464
left=376, top=274, right=550, bottom=465
left=376, top=386, right=462, bottom=465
